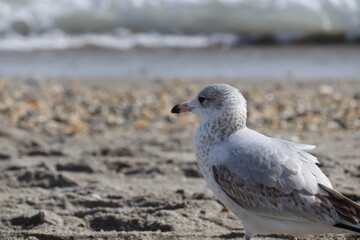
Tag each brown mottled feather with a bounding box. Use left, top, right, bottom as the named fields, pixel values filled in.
left=212, top=164, right=340, bottom=223
left=318, top=184, right=360, bottom=225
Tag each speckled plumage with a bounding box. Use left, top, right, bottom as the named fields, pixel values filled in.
left=172, top=84, right=360, bottom=240
left=192, top=84, right=247, bottom=176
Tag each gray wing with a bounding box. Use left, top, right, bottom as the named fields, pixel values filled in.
left=210, top=129, right=337, bottom=223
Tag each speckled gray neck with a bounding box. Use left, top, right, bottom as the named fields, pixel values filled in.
left=188, top=84, right=248, bottom=171
left=194, top=106, right=246, bottom=169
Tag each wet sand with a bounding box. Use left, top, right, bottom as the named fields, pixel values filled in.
left=0, top=45, right=360, bottom=81
left=0, top=78, right=359, bottom=240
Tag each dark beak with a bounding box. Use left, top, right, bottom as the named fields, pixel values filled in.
left=171, top=104, right=181, bottom=113
left=171, top=102, right=192, bottom=114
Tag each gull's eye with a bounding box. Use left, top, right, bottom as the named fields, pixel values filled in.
left=198, top=96, right=206, bottom=103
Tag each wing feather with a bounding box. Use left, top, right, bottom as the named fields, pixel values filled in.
left=213, top=164, right=337, bottom=223
left=210, top=128, right=336, bottom=223
left=319, top=184, right=360, bottom=227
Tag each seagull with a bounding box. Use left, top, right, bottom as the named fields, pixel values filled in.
left=171, top=84, right=360, bottom=240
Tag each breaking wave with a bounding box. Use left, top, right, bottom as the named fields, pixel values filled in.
left=0, top=0, right=359, bottom=50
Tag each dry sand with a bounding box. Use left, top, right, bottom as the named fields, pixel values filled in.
left=0, top=79, right=359, bottom=240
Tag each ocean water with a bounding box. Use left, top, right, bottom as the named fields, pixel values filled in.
left=0, top=0, right=359, bottom=50
left=0, top=0, right=359, bottom=81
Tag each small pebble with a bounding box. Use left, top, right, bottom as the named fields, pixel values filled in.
left=0, top=80, right=358, bottom=136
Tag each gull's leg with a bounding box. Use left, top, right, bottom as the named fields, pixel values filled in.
left=289, top=236, right=297, bottom=240
left=244, top=228, right=252, bottom=240
left=221, top=207, right=230, bottom=212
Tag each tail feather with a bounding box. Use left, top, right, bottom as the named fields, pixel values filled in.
left=319, top=184, right=360, bottom=233
left=334, top=223, right=360, bottom=233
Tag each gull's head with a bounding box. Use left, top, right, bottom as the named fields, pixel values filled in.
left=171, top=84, right=247, bottom=124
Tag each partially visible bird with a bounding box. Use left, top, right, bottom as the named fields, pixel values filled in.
left=171, top=84, right=360, bottom=240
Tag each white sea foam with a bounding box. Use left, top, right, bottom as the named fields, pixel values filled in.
left=0, top=0, right=359, bottom=50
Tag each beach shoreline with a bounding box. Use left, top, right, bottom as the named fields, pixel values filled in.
left=0, top=45, right=359, bottom=81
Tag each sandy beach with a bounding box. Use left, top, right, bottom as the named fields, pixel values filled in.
left=1, top=0, right=360, bottom=239
left=0, top=78, right=359, bottom=240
